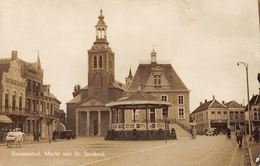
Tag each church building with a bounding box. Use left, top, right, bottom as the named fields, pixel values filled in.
left=66, top=10, right=125, bottom=136
left=66, top=10, right=191, bottom=137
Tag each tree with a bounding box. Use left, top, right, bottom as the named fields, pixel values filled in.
left=72, top=84, right=81, bottom=97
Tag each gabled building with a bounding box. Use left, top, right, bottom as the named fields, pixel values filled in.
left=190, top=96, right=245, bottom=134
left=0, top=51, right=61, bottom=140
left=124, top=50, right=191, bottom=128
left=245, top=73, right=260, bottom=131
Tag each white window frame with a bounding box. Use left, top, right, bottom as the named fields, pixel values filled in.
left=161, top=95, right=168, bottom=101
left=178, top=107, right=185, bottom=119
left=178, top=95, right=184, bottom=104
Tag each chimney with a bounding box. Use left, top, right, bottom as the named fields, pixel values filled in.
left=222, top=101, right=225, bottom=104
left=213, top=95, right=215, bottom=100
left=11, top=50, right=17, bottom=60
left=200, top=102, right=203, bottom=105
left=205, top=99, right=207, bottom=103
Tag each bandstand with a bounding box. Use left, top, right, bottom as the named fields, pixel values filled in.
left=105, top=90, right=176, bottom=140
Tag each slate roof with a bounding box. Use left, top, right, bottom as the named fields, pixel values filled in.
left=224, top=100, right=244, bottom=108
left=245, top=94, right=260, bottom=111
left=127, top=63, right=188, bottom=91
left=191, top=99, right=226, bottom=115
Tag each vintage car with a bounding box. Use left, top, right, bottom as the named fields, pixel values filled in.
left=57, top=130, right=75, bottom=139
left=206, top=130, right=216, bottom=136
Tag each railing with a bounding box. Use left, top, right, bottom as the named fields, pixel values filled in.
left=171, top=118, right=191, bottom=134
left=1, top=106, right=26, bottom=115
left=112, top=123, right=124, bottom=130
left=147, top=123, right=165, bottom=130
left=112, top=123, right=165, bottom=131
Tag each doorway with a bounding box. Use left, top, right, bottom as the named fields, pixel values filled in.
left=94, top=119, right=98, bottom=135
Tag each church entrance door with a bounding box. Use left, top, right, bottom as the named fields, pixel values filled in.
left=94, top=119, right=98, bottom=135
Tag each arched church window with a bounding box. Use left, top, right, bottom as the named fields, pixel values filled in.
left=99, top=55, right=103, bottom=68
left=93, top=55, right=97, bottom=68
left=94, top=74, right=102, bottom=89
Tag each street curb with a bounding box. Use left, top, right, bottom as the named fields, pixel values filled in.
left=246, top=137, right=255, bottom=166
left=225, top=141, right=237, bottom=166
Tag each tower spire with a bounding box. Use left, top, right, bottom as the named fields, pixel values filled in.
left=151, top=46, right=157, bottom=66
left=94, top=9, right=109, bottom=45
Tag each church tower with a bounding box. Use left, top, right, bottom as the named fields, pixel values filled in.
left=87, top=10, right=115, bottom=99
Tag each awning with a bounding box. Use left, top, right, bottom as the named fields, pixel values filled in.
left=0, top=115, right=13, bottom=123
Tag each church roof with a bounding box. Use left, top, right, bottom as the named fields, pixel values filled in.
left=67, top=93, right=81, bottom=104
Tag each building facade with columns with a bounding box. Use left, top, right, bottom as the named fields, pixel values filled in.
left=66, top=10, right=125, bottom=136
left=190, top=96, right=245, bottom=134
left=0, top=51, right=62, bottom=140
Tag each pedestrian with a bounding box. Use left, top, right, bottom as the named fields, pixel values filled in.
left=226, top=128, right=231, bottom=139
left=193, top=128, right=197, bottom=139
left=3, top=130, right=7, bottom=143
left=253, top=127, right=259, bottom=143
left=37, top=131, right=41, bottom=142
left=235, top=127, right=244, bottom=147
left=0, top=130, right=3, bottom=143
left=52, top=130, right=57, bottom=141
left=33, top=131, right=37, bottom=141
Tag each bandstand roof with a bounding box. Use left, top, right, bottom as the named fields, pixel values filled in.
left=105, top=89, right=172, bottom=109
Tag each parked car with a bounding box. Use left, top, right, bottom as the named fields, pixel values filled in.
left=206, top=130, right=216, bottom=136
left=57, top=130, right=75, bottom=139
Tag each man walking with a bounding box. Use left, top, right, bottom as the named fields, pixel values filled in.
left=235, top=127, right=244, bottom=147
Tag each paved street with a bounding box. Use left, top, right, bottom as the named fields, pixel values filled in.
left=0, top=135, right=238, bottom=166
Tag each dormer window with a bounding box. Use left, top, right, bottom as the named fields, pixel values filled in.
left=154, top=75, right=161, bottom=89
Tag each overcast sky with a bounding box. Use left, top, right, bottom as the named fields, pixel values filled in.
left=0, top=0, right=259, bottom=112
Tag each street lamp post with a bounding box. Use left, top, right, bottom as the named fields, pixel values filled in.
left=45, top=114, right=52, bottom=144
left=237, top=62, right=251, bottom=141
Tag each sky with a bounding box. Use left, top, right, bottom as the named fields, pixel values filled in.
left=0, top=0, right=259, bottom=112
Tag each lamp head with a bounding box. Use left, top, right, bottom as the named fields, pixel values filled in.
left=237, top=62, right=239, bottom=66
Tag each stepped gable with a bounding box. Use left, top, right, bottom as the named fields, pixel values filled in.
left=128, top=63, right=188, bottom=91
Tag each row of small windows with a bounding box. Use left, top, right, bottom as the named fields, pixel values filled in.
left=93, top=55, right=103, bottom=68
left=27, top=79, right=41, bottom=96
left=161, top=95, right=184, bottom=105
left=5, top=93, right=23, bottom=111
left=4, top=93, right=54, bottom=114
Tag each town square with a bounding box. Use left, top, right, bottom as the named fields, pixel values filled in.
left=0, top=0, right=260, bottom=165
